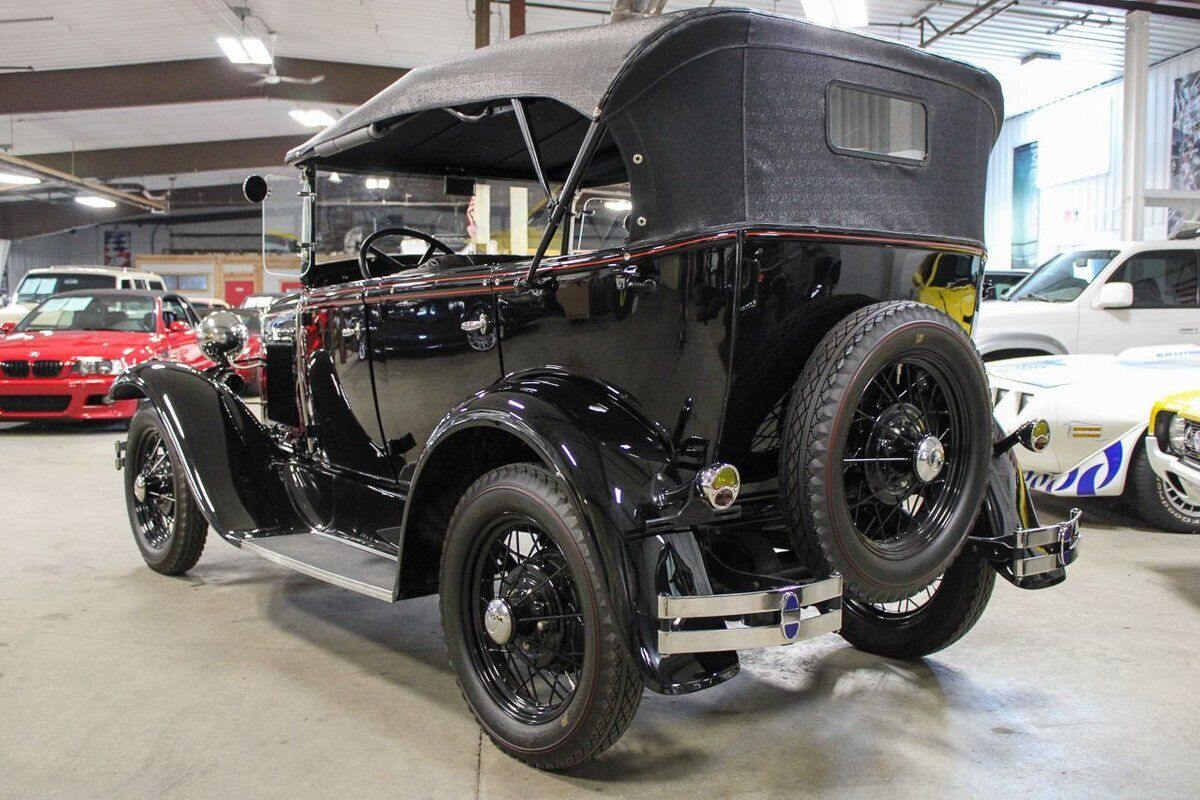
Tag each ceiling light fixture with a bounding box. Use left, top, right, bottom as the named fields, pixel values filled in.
left=217, top=36, right=272, bottom=65
left=0, top=171, right=41, bottom=185
left=603, top=199, right=633, bottom=212
left=75, top=195, right=117, bottom=209
left=288, top=108, right=337, bottom=128
left=801, top=0, right=868, bottom=28
left=365, top=177, right=391, bottom=190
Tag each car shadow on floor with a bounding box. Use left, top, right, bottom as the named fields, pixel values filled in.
left=0, top=420, right=127, bottom=434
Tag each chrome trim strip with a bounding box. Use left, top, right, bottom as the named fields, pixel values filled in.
left=656, top=576, right=842, bottom=618
left=1013, top=507, right=1082, bottom=548
left=659, top=609, right=842, bottom=655
left=656, top=575, right=842, bottom=655
left=241, top=539, right=394, bottom=602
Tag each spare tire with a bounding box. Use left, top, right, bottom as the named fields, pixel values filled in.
left=779, top=301, right=991, bottom=603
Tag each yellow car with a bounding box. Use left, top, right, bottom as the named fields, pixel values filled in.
left=1147, top=391, right=1200, bottom=533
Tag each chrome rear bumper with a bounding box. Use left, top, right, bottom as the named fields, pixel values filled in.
left=971, top=507, right=1081, bottom=588
left=657, top=575, right=842, bottom=655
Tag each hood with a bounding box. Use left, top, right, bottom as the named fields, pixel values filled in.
left=0, top=329, right=161, bottom=363
left=975, top=298, right=1061, bottom=327
left=988, top=345, right=1200, bottom=391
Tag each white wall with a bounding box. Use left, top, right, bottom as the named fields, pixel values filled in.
left=985, top=46, right=1200, bottom=268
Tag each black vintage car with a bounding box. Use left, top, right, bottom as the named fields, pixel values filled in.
left=112, top=8, right=1079, bottom=770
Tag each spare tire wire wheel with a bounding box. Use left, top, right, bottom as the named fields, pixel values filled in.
left=843, top=354, right=968, bottom=559
left=780, top=301, right=991, bottom=604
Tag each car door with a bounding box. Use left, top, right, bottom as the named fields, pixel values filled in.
left=1078, top=249, right=1200, bottom=352
left=366, top=262, right=503, bottom=474
left=298, top=282, right=394, bottom=480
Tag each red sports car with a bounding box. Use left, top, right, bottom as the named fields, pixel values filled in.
left=0, top=290, right=212, bottom=422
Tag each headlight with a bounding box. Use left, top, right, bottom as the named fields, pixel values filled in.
left=1168, top=413, right=1187, bottom=455
left=73, top=357, right=129, bottom=376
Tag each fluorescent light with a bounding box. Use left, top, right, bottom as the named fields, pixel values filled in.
left=365, top=177, right=390, bottom=190
left=75, top=195, right=117, bottom=209
left=802, top=0, right=868, bottom=28
left=217, top=36, right=272, bottom=65
left=217, top=37, right=250, bottom=63
left=603, top=199, right=633, bottom=212
left=288, top=108, right=337, bottom=128
left=241, top=37, right=273, bottom=65
left=0, top=171, right=41, bottom=185
left=327, top=172, right=342, bottom=183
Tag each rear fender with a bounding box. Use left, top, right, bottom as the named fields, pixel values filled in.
left=111, top=362, right=294, bottom=541
left=401, top=367, right=738, bottom=693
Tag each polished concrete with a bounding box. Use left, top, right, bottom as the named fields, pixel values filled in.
left=2, top=420, right=1198, bottom=798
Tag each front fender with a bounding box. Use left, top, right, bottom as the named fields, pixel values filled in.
left=403, top=367, right=738, bottom=693
left=111, top=362, right=293, bottom=540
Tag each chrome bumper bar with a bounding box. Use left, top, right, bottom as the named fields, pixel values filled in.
left=971, top=508, right=1081, bottom=587
left=657, top=575, right=842, bottom=655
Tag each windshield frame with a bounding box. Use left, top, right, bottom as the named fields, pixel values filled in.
left=1005, top=249, right=1121, bottom=303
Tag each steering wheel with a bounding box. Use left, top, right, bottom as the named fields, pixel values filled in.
left=357, top=227, right=456, bottom=280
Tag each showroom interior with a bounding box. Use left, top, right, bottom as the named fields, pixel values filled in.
left=1, top=0, right=1199, bottom=796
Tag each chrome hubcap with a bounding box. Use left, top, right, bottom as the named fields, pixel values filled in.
left=913, top=434, right=946, bottom=483
left=484, top=597, right=514, bottom=645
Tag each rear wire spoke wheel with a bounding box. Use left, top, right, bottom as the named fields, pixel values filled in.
left=124, top=406, right=207, bottom=575
left=439, top=464, right=643, bottom=770
left=840, top=545, right=996, bottom=660
left=780, top=301, right=992, bottom=603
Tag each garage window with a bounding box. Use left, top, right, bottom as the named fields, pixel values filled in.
left=1108, top=250, right=1199, bottom=308
left=827, top=83, right=927, bottom=165
left=162, top=274, right=208, bottom=292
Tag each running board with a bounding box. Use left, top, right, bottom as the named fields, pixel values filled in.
left=240, top=532, right=396, bottom=601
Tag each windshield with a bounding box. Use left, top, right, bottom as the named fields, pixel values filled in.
left=266, top=170, right=631, bottom=275
left=18, top=295, right=157, bottom=332
left=1006, top=250, right=1120, bottom=302
left=15, top=273, right=114, bottom=306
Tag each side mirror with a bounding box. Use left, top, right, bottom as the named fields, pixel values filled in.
left=243, top=174, right=270, bottom=204
left=0, top=321, right=16, bottom=336
left=1095, top=281, right=1133, bottom=309
left=168, top=320, right=191, bottom=334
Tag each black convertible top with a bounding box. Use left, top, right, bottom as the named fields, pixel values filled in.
left=289, top=7, right=1004, bottom=248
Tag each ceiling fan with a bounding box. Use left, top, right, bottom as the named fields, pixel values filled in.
left=251, top=64, right=324, bottom=86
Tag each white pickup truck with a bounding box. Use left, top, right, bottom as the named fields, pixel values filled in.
left=973, top=240, right=1200, bottom=361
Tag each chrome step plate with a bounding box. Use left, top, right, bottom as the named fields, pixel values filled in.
left=240, top=532, right=396, bottom=601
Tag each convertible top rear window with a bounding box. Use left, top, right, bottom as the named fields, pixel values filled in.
left=827, top=83, right=927, bottom=165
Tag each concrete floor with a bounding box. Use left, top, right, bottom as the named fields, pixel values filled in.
left=2, top=420, right=1198, bottom=799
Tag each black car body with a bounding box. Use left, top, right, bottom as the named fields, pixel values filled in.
left=113, top=8, right=1079, bottom=769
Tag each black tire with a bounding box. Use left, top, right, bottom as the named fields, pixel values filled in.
left=1128, top=445, right=1200, bottom=533
left=124, top=406, right=207, bottom=575
left=439, top=464, right=643, bottom=770
left=780, top=301, right=992, bottom=603
left=840, top=546, right=996, bottom=659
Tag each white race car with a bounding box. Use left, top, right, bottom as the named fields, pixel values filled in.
left=988, top=345, right=1200, bottom=532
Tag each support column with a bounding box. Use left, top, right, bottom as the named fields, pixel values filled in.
left=510, top=0, right=525, bottom=38
left=474, top=0, right=490, bottom=49
left=1120, top=9, right=1149, bottom=241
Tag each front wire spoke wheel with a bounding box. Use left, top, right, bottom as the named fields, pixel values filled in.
left=124, top=406, right=207, bottom=575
